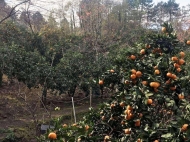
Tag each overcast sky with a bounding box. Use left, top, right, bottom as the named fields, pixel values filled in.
left=4, top=0, right=190, bottom=20
left=153, top=0, right=189, bottom=6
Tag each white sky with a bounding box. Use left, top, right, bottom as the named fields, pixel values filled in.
left=4, top=0, right=190, bottom=21
left=153, top=0, right=190, bottom=6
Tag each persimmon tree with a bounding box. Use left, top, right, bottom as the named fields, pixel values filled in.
left=40, top=23, right=190, bottom=142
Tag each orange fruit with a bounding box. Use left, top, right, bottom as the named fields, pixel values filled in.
left=181, top=124, right=188, bottom=132
left=140, top=49, right=145, bottom=54
left=127, top=105, right=133, bottom=110
left=124, top=129, right=131, bottom=134
left=150, top=82, right=160, bottom=88
left=121, top=120, right=125, bottom=125
left=136, top=71, right=142, bottom=77
left=132, top=79, right=137, bottom=84
left=110, top=69, right=115, bottom=73
left=99, top=80, right=104, bottom=85
left=171, top=56, right=178, bottom=62
left=125, top=109, right=131, bottom=115
left=146, top=44, right=151, bottom=48
left=130, top=74, right=137, bottom=79
left=154, top=140, right=159, bottom=142
left=153, top=66, right=158, bottom=69
left=102, top=116, right=106, bottom=121
left=62, top=124, right=67, bottom=128
left=174, top=63, right=180, bottom=68
left=176, top=68, right=181, bottom=72
left=142, top=81, right=148, bottom=86
left=104, top=135, right=110, bottom=140
left=131, top=69, right=137, bottom=74
left=48, top=132, right=57, bottom=140
left=171, top=74, right=177, bottom=80
left=154, top=69, right=160, bottom=75
left=138, top=113, right=143, bottom=118
left=178, top=59, right=185, bottom=65
left=135, top=119, right=141, bottom=127
left=147, top=99, right=153, bottom=105
left=186, top=40, right=190, bottom=45
left=126, top=113, right=133, bottom=120
left=179, top=51, right=185, bottom=58
left=165, top=79, right=171, bottom=85
left=137, top=139, right=141, bottom=142
left=162, top=27, right=166, bottom=32
left=154, top=88, right=158, bottom=92
left=120, top=102, right=125, bottom=107
left=166, top=72, right=173, bottom=78
left=72, top=123, right=77, bottom=127
left=178, top=94, right=184, bottom=100
left=130, top=55, right=136, bottom=60
left=85, top=125, right=90, bottom=131
left=110, top=103, right=115, bottom=108
left=170, top=86, right=176, bottom=91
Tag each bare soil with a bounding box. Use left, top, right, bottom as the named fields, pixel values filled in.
left=0, top=76, right=107, bottom=142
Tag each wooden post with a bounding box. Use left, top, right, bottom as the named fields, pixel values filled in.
left=90, top=87, right=92, bottom=107
left=71, top=97, right=76, bottom=123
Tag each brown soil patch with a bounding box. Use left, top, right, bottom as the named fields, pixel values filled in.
left=0, top=78, right=107, bottom=142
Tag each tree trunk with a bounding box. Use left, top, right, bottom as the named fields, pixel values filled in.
left=0, top=71, right=3, bottom=87
left=42, top=86, right=47, bottom=105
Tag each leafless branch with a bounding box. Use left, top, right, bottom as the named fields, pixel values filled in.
left=0, top=0, right=30, bottom=24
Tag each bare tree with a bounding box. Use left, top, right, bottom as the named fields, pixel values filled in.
left=0, top=0, right=30, bottom=24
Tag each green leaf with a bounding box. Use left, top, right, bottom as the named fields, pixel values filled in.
left=145, top=92, right=153, bottom=97
left=161, top=133, right=173, bottom=138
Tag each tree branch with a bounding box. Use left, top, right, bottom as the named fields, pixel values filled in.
left=0, top=0, right=30, bottom=24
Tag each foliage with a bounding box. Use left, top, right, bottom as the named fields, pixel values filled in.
left=39, top=23, right=190, bottom=142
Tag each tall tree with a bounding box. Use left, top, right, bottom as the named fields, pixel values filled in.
left=32, top=11, right=46, bottom=31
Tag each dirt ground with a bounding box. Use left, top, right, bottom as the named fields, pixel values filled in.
left=0, top=76, right=107, bottom=142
